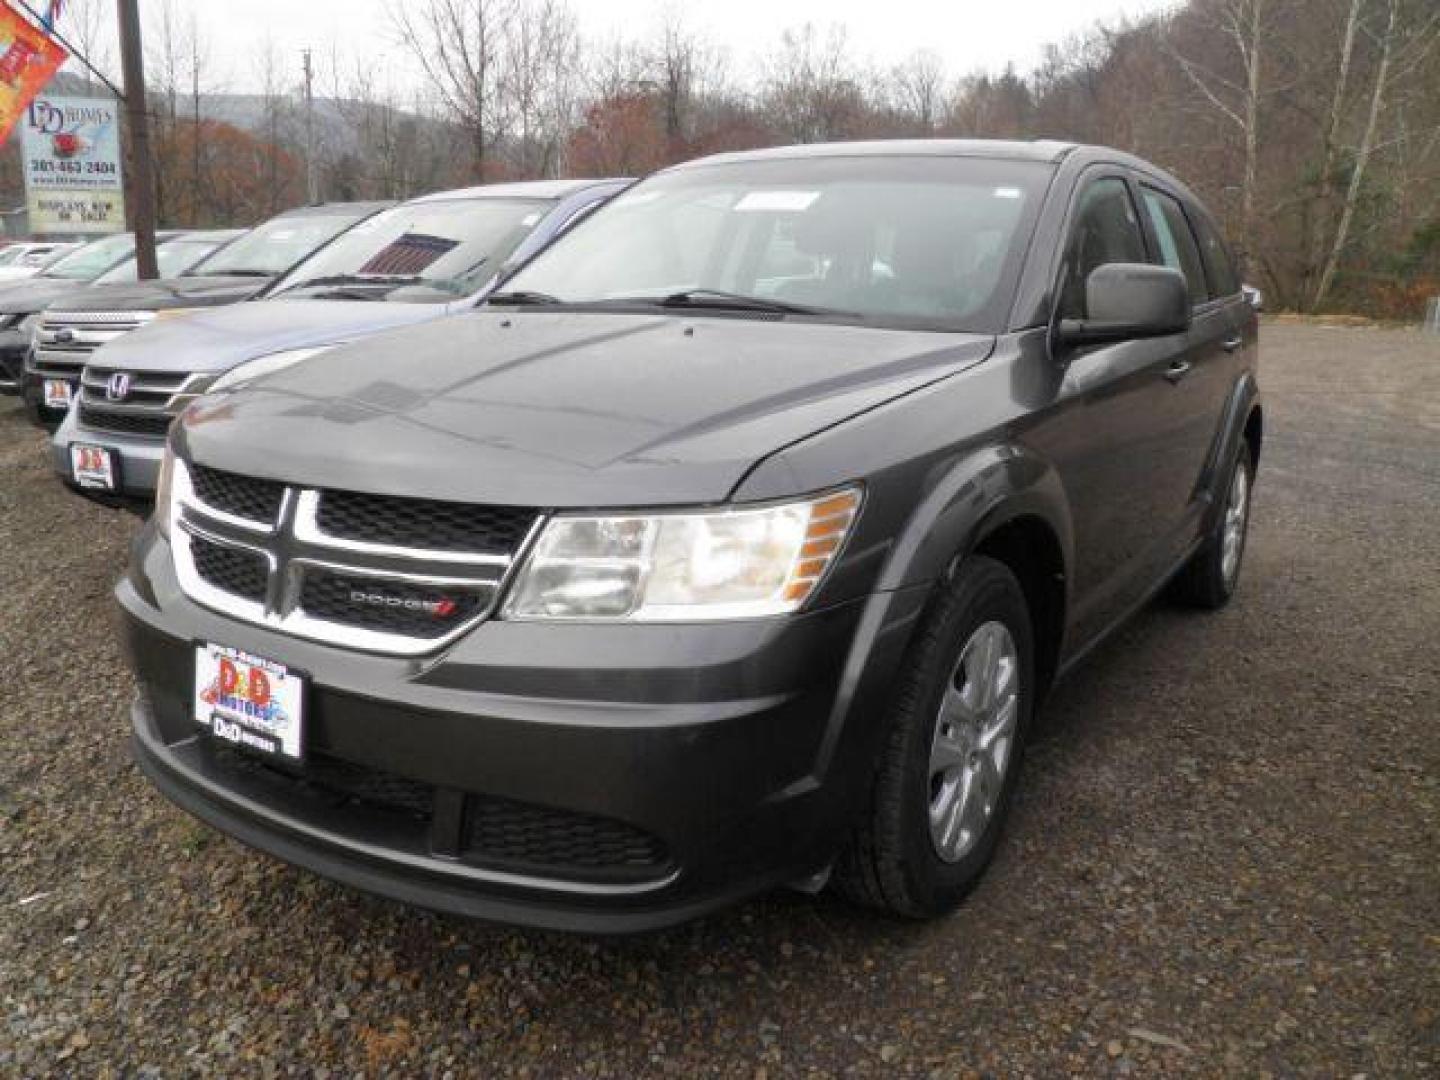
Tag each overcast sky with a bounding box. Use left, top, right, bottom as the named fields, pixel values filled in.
left=67, top=0, right=1179, bottom=96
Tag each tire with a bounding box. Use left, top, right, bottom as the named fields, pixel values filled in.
left=1170, top=442, right=1254, bottom=609
left=834, top=555, right=1035, bottom=918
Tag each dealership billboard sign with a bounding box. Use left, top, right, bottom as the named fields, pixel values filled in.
left=22, top=94, right=125, bottom=234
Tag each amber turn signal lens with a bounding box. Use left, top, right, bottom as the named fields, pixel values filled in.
left=781, top=488, right=861, bottom=607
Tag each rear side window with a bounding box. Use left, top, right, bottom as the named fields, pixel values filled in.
left=1141, top=187, right=1208, bottom=306
left=1059, top=176, right=1148, bottom=319
left=1192, top=213, right=1240, bottom=297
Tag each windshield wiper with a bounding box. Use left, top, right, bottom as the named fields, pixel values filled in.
left=601, top=288, right=838, bottom=316
left=660, top=288, right=839, bottom=315
left=487, top=290, right=562, bottom=306
left=188, top=268, right=273, bottom=278
left=283, top=273, right=421, bottom=292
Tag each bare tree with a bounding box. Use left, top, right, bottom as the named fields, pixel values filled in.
left=1165, top=0, right=1270, bottom=245
left=503, top=0, right=581, bottom=177
left=891, top=49, right=947, bottom=133
left=762, top=24, right=868, bottom=143
left=1312, top=0, right=1397, bottom=308
left=59, top=0, right=116, bottom=93
left=393, top=0, right=514, bottom=178
left=253, top=36, right=296, bottom=217
left=1304, top=0, right=1363, bottom=303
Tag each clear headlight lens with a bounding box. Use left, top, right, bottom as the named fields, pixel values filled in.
left=503, top=488, right=861, bottom=621
left=207, top=345, right=335, bottom=393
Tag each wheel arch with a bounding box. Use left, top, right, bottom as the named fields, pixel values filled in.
left=1243, top=401, right=1264, bottom=465
left=873, top=441, right=1074, bottom=699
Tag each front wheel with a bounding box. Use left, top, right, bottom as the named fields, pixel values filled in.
left=834, top=555, right=1034, bottom=918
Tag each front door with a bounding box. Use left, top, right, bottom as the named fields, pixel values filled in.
left=1022, top=171, right=1202, bottom=649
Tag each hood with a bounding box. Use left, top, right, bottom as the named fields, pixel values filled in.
left=0, top=278, right=98, bottom=315
left=51, top=275, right=270, bottom=313
left=90, top=297, right=450, bottom=376
left=179, top=310, right=995, bottom=507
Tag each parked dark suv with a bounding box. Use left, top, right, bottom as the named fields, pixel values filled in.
left=120, top=141, right=1261, bottom=931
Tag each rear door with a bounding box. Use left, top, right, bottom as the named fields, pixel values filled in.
left=1135, top=183, right=1243, bottom=544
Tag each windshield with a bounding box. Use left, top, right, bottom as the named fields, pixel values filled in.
left=267, top=197, right=552, bottom=301
left=190, top=211, right=366, bottom=277
left=42, top=233, right=135, bottom=280
left=0, top=247, right=27, bottom=267
left=502, top=157, right=1051, bottom=330
left=95, top=238, right=229, bottom=284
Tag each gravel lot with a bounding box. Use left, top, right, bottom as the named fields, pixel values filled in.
left=1, top=322, right=1436, bottom=1077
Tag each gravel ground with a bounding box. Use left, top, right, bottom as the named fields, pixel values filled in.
left=1, top=323, right=1436, bottom=1077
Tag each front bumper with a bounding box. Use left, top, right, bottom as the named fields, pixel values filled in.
left=50, top=405, right=165, bottom=499
left=120, top=530, right=925, bottom=931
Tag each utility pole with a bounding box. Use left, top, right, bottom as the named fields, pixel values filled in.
left=302, top=48, right=318, bottom=204
left=117, top=0, right=158, bottom=278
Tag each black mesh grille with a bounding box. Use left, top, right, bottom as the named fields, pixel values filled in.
left=189, top=464, right=285, bottom=524
left=190, top=536, right=268, bottom=602
left=209, top=744, right=435, bottom=820
left=298, top=569, right=488, bottom=638
left=303, top=755, right=435, bottom=817
left=465, top=796, right=669, bottom=874
left=78, top=404, right=171, bottom=437
left=316, top=489, right=535, bottom=555
left=206, top=746, right=670, bottom=880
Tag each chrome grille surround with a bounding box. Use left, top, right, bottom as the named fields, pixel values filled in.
left=170, top=458, right=543, bottom=656
left=75, top=365, right=207, bottom=439
left=30, top=310, right=155, bottom=378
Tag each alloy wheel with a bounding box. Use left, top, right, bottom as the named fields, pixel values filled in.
left=1221, top=460, right=1250, bottom=587
left=927, top=620, right=1019, bottom=863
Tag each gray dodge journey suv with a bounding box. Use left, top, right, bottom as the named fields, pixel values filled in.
left=120, top=140, right=1261, bottom=931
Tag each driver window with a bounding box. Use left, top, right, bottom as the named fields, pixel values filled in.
left=1059, top=177, right=1147, bottom=319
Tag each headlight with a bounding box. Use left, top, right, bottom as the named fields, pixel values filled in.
left=154, top=443, right=176, bottom=539
left=207, top=345, right=336, bottom=392
left=503, top=487, right=861, bottom=621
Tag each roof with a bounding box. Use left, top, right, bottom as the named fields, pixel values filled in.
left=409, top=178, right=631, bottom=204
left=679, top=139, right=1079, bottom=169
left=275, top=200, right=395, bottom=217
left=165, top=229, right=246, bottom=243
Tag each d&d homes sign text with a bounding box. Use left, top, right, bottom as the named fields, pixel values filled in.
left=22, top=95, right=125, bottom=234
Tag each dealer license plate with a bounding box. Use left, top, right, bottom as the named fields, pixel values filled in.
left=69, top=443, right=117, bottom=490
left=43, top=378, right=72, bottom=409
left=193, top=644, right=306, bottom=763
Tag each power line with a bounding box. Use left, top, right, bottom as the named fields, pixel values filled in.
left=302, top=47, right=317, bottom=204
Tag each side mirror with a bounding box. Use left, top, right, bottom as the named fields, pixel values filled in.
left=1242, top=284, right=1264, bottom=312
left=1057, top=263, right=1190, bottom=346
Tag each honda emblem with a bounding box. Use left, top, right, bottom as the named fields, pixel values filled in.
left=106, top=372, right=132, bottom=401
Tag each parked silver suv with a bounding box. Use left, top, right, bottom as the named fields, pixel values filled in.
left=51, top=179, right=627, bottom=501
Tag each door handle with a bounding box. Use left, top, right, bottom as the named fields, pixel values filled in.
left=1164, top=360, right=1192, bottom=383
left=1221, top=336, right=1244, bottom=353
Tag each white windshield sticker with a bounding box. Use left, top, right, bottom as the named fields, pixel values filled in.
left=993, top=187, right=1023, bottom=199
left=734, top=190, right=821, bottom=212
left=613, top=191, right=663, bottom=208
